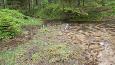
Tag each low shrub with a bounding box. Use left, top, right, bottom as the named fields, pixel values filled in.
left=35, top=3, right=104, bottom=21
left=0, top=9, right=22, bottom=40
left=36, top=3, right=62, bottom=19
left=0, top=9, right=42, bottom=40
left=0, top=9, right=25, bottom=19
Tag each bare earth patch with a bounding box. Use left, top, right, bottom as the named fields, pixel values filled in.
left=0, top=21, right=115, bottom=65
left=0, top=25, right=39, bottom=51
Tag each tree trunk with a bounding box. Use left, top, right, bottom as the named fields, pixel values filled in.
left=102, top=0, right=106, bottom=6
left=3, top=0, right=7, bottom=8
left=83, top=0, right=85, bottom=6
left=78, top=0, right=80, bottom=6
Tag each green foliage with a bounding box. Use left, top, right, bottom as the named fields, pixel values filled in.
left=34, top=1, right=110, bottom=21
left=0, top=9, right=43, bottom=40
left=74, top=7, right=103, bottom=21
left=36, top=3, right=62, bottom=19
left=0, top=9, right=25, bottom=19
left=106, top=0, right=115, bottom=15
left=62, top=7, right=88, bottom=20
left=0, top=9, right=22, bottom=40
left=36, top=3, right=87, bottom=20
left=2, top=0, right=115, bottom=22
left=20, top=17, right=42, bottom=26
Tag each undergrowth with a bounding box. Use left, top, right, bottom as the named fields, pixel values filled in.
left=0, top=9, right=42, bottom=40
left=0, top=39, right=85, bottom=65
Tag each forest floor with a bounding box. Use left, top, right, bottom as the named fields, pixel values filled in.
left=0, top=20, right=115, bottom=65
